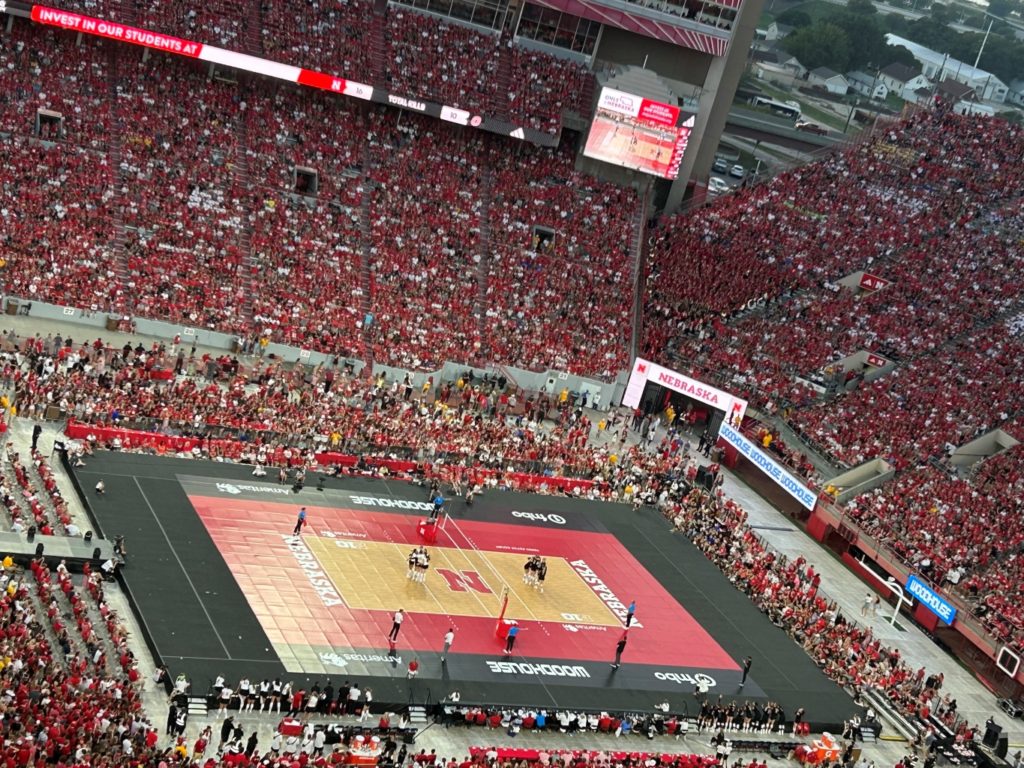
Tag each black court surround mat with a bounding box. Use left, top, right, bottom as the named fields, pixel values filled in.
left=69, top=452, right=858, bottom=728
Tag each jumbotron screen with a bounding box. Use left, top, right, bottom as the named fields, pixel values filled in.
left=583, top=87, right=695, bottom=180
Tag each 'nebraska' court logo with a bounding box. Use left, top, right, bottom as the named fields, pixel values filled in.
left=216, top=483, right=241, bottom=495
left=436, top=569, right=492, bottom=594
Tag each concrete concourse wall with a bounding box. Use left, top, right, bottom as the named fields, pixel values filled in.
left=4, top=296, right=623, bottom=409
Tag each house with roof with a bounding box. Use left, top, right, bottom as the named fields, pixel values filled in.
left=885, top=34, right=1008, bottom=103
left=877, top=62, right=931, bottom=97
left=937, top=77, right=979, bottom=102
left=1008, top=79, right=1024, bottom=106
left=846, top=70, right=889, bottom=100
left=907, top=78, right=995, bottom=116
left=808, top=67, right=849, bottom=95
left=750, top=46, right=806, bottom=77
left=765, top=21, right=794, bottom=41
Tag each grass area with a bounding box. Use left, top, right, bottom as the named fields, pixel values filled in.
left=755, top=80, right=796, bottom=100
left=771, top=0, right=843, bottom=23
left=800, top=102, right=850, bottom=131
left=884, top=91, right=907, bottom=111
left=753, top=80, right=793, bottom=102
left=738, top=149, right=759, bottom=170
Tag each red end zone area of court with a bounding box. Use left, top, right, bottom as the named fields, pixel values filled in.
left=188, top=494, right=738, bottom=672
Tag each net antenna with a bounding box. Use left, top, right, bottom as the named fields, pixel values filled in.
left=496, top=584, right=511, bottom=630
left=438, top=514, right=532, bottom=620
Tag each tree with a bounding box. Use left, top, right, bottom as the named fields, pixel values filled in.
left=777, top=8, right=813, bottom=28
left=929, top=2, right=955, bottom=25
left=886, top=44, right=919, bottom=68
left=977, top=33, right=1024, bottom=82
left=885, top=14, right=911, bottom=36
left=847, top=0, right=878, bottom=15
left=829, top=10, right=889, bottom=68
left=987, top=0, right=1012, bottom=16
left=784, top=21, right=853, bottom=71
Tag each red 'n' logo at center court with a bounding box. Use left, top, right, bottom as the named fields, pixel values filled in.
left=436, top=569, right=492, bottom=594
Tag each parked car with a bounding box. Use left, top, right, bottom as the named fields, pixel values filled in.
left=708, top=177, right=730, bottom=195
left=729, top=164, right=746, bottom=179
left=795, top=121, right=828, bottom=135
left=712, top=157, right=729, bottom=174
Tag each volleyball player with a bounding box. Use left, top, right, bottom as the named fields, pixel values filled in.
left=407, top=548, right=418, bottom=580
left=237, top=677, right=255, bottom=712
left=415, top=548, right=430, bottom=583
left=270, top=679, right=283, bottom=713
left=535, top=558, right=547, bottom=592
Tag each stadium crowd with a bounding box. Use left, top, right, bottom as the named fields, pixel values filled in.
left=638, top=105, right=1024, bottom=651
left=0, top=349, right=980, bottom=765
left=2, top=66, right=1024, bottom=651
left=385, top=11, right=499, bottom=114
left=846, top=437, right=1024, bottom=652
left=484, top=144, right=638, bottom=378
left=0, top=330, right=683, bottom=500
left=668, top=489, right=969, bottom=733
left=38, top=0, right=592, bottom=135
left=366, top=118, right=486, bottom=370
left=0, top=545, right=158, bottom=767
left=2, top=6, right=1024, bottom=760
left=0, top=23, right=632, bottom=378
left=645, top=110, right=1024, bottom=373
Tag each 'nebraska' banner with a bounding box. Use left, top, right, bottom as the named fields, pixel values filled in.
left=621, top=357, right=747, bottom=425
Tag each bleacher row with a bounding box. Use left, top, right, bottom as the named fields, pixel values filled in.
left=640, top=106, right=1024, bottom=653
left=0, top=548, right=150, bottom=766
left=0, top=444, right=74, bottom=536
left=43, top=0, right=593, bottom=135
left=0, top=21, right=637, bottom=379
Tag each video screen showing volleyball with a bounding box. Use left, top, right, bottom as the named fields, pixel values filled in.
left=583, top=87, right=695, bottom=179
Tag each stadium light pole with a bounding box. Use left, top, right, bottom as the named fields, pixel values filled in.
left=884, top=577, right=907, bottom=626
left=973, top=17, right=995, bottom=71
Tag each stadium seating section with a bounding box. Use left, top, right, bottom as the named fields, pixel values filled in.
left=0, top=21, right=629, bottom=376
left=2, top=1, right=1024, bottom=672
left=642, top=109, right=1024, bottom=653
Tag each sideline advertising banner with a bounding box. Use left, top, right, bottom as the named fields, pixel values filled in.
left=906, top=575, right=957, bottom=624
left=718, top=423, right=817, bottom=511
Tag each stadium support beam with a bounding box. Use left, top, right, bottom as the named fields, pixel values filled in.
left=665, top=0, right=765, bottom=211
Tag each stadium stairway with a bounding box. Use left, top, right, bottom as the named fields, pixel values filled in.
left=407, top=704, right=429, bottom=726
left=188, top=695, right=210, bottom=718
left=81, top=580, right=123, bottom=679
left=860, top=687, right=917, bottom=742
left=579, top=72, right=597, bottom=116
left=629, top=187, right=651, bottom=362
left=493, top=47, right=514, bottom=120
left=369, top=11, right=387, bottom=88
left=113, top=0, right=137, bottom=24
left=106, top=48, right=133, bottom=287
left=230, top=104, right=259, bottom=326
left=475, top=164, right=495, bottom=358
left=358, top=143, right=376, bottom=366
left=241, top=0, right=263, bottom=56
